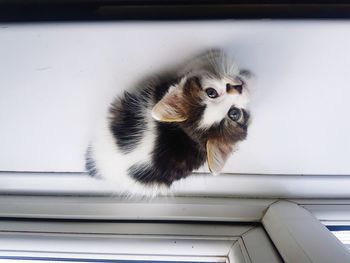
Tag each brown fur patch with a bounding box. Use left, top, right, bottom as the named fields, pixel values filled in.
left=152, top=87, right=188, bottom=122
left=206, top=138, right=233, bottom=174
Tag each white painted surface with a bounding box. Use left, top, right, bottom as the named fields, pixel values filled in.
left=0, top=234, right=234, bottom=257
left=0, top=222, right=264, bottom=263
left=0, top=221, right=254, bottom=236
left=242, top=227, right=283, bottom=263
left=1, top=172, right=350, bottom=198
left=0, top=195, right=273, bottom=221
left=263, top=201, right=350, bottom=263
left=302, top=204, right=350, bottom=224
left=0, top=193, right=349, bottom=222
left=1, top=21, right=350, bottom=175
left=229, top=242, right=248, bottom=263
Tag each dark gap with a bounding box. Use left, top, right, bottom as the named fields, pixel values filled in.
left=2, top=2, right=350, bottom=22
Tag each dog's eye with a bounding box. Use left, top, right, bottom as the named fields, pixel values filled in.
left=205, top=88, right=218, bottom=98
left=228, top=107, right=242, bottom=122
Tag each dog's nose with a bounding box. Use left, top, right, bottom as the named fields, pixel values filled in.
left=226, top=83, right=243, bottom=94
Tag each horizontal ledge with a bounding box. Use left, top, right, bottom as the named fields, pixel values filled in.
left=0, top=195, right=274, bottom=221
left=302, top=204, right=350, bottom=224
left=0, top=194, right=348, bottom=222
left=0, top=172, right=350, bottom=199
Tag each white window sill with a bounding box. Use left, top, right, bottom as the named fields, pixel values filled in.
left=0, top=171, right=349, bottom=199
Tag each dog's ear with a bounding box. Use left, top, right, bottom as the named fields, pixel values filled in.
left=152, top=86, right=187, bottom=123
left=206, top=138, right=234, bottom=175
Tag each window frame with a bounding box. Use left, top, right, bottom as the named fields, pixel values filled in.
left=0, top=190, right=349, bottom=262
left=1, top=171, right=350, bottom=199
left=0, top=221, right=281, bottom=263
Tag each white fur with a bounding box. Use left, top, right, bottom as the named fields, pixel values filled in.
left=151, top=109, right=162, bottom=121
left=199, top=77, right=250, bottom=129
left=90, top=106, right=170, bottom=197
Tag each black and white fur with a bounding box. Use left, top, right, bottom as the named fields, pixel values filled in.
left=86, top=50, right=251, bottom=196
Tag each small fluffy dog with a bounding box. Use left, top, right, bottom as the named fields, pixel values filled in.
left=86, top=50, right=251, bottom=196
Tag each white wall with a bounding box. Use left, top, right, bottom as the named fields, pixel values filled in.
left=1, top=21, right=350, bottom=175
